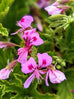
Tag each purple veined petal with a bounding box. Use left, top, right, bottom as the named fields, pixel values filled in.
left=0, top=68, right=12, bottom=80
left=37, top=53, right=52, bottom=68
left=17, top=50, right=28, bottom=64
left=17, top=47, right=28, bottom=64
left=49, top=69, right=66, bottom=84
left=24, top=73, right=35, bottom=88
left=16, top=15, right=33, bottom=29
left=17, top=47, right=28, bottom=55
left=30, top=33, right=44, bottom=46
left=45, top=71, right=49, bottom=86
left=21, top=57, right=37, bottom=74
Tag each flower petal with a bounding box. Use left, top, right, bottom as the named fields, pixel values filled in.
left=16, top=15, right=33, bottom=29
left=45, top=5, right=62, bottom=15
left=17, top=47, right=28, bottom=64
left=24, top=73, right=35, bottom=88
left=37, top=53, right=52, bottom=68
left=45, top=71, right=49, bottom=86
left=0, top=68, right=12, bottom=80
left=23, top=28, right=36, bottom=40
left=49, top=69, right=66, bottom=84
left=30, top=33, right=44, bottom=46
left=21, top=57, right=37, bottom=74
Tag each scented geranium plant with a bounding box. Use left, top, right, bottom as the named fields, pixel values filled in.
left=0, top=0, right=74, bottom=99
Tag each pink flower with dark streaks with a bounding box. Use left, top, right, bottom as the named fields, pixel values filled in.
left=0, top=60, right=17, bottom=80
left=11, top=15, right=33, bottom=35
left=23, top=29, right=44, bottom=47
left=45, top=69, right=66, bottom=86
left=16, top=15, right=33, bottom=29
left=21, top=53, right=52, bottom=88
left=17, top=47, right=28, bottom=64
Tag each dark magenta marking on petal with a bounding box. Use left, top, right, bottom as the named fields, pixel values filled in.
left=21, top=18, right=24, bottom=22
left=42, top=59, right=46, bottom=65
left=32, top=37, right=37, bottom=41
left=25, top=32, right=28, bottom=35
left=28, top=64, right=33, bottom=70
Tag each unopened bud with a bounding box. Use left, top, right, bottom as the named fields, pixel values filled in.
left=6, top=60, right=17, bottom=69
left=0, top=41, right=19, bottom=49
left=57, top=5, right=70, bottom=10
left=56, top=59, right=61, bottom=63
left=61, top=61, right=66, bottom=66
left=53, top=56, right=58, bottom=59
left=56, top=65, right=61, bottom=69
left=60, top=0, right=70, bottom=4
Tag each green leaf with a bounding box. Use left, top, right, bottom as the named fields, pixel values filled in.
left=48, top=14, right=74, bottom=33
left=0, top=23, right=8, bottom=36
left=0, top=85, right=5, bottom=99
left=57, top=68, right=74, bottom=99
left=0, top=0, right=14, bottom=21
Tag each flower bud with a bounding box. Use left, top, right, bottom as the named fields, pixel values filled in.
left=57, top=0, right=70, bottom=4
left=56, top=59, right=61, bottom=63
left=0, top=68, right=12, bottom=80
left=0, top=41, right=18, bottom=49
left=56, top=65, right=61, bottom=69
left=61, top=61, right=66, bottom=66
left=53, top=56, right=58, bottom=59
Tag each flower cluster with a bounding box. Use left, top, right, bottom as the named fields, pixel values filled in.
left=0, top=15, right=66, bottom=89
left=21, top=53, right=66, bottom=88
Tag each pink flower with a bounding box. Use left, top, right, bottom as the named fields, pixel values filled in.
left=23, top=29, right=44, bottom=47
left=17, top=30, right=44, bottom=64
left=37, top=0, right=50, bottom=8
left=16, top=15, right=33, bottom=29
left=44, top=2, right=63, bottom=15
left=37, top=53, right=52, bottom=68
left=45, top=69, right=66, bottom=86
left=23, top=28, right=36, bottom=42
left=0, top=41, right=17, bottom=49
left=0, top=60, right=17, bottom=80
left=0, top=68, right=12, bottom=80
left=17, top=47, right=28, bottom=64
left=11, top=15, right=33, bottom=35
left=21, top=53, right=52, bottom=88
